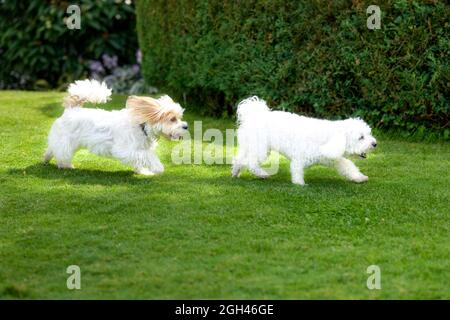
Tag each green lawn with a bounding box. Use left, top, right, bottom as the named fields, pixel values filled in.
left=0, top=91, right=449, bottom=299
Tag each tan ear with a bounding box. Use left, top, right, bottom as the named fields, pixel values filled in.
left=126, top=96, right=163, bottom=124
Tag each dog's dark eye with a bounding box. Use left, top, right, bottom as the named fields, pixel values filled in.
left=170, top=117, right=177, bottom=122
left=359, top=135, right=364, bottom=140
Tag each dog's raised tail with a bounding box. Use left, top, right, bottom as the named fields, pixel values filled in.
left=236, top=96, right=270, bottom=124
left=63, top=79, right=112, bottom=108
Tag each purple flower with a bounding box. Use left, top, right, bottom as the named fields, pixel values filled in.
left=89, top=60, right=105, bottom=74
left=131, top=64, right=140, bottom=75
left=102, top=54, right=118, bottom=70
left=136, top=50, right=142, bottom=64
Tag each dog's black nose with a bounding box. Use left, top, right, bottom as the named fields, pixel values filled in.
left=182, top=124, right=188, bottom=130
left=372, top=142, right=377, bottom=147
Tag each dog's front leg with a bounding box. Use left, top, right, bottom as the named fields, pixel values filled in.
left=145, top=150, right=164, bottom=174
left=335, top=158, right=368, bottom=183
left=290, top=161, right=306, bottom=186
left=128, top=150, right=164, bottom=175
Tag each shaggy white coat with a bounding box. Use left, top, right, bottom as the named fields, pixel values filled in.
left=232, top=96, right=377, bottom=185
left=44, top=79, right=187, bottom=175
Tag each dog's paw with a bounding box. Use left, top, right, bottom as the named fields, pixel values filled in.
left=151, top=163, right=164, bottom=174
left=352, top=174, right=369, bottom=183
left=231, top=166, right=242, bottom=178
left=57, top=164, right=74, bottom=169
left=251, top=171, right=270, bottom=179
left=136, top=168, right=155, bottom=176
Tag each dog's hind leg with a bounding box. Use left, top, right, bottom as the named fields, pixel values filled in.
left=290, top=161, right=306, bottom=185
left=55, top=154, right=75, bottom=169
left=246, top=143, right=271, bottom=179
left=43, top=148, right=53, bottom=164
left=248, top=164, right=270, bottom=179
left=234, top=131, right=270, bottom=179
left=53, top=142, right=77, bottom=169
left=247, top=154, right=270, bottom=179
left=232, top=149, right=247, bottom=177
left=231, top=161, right=244, bottom=178
left=233, top=149, right=269, bottom=179
left=335, top=157, right=368, bottom=183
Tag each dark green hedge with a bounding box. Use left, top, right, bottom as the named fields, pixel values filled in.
left=136, top=0, right=449, bottom=138
left=0, top=0, right=137, bottom=90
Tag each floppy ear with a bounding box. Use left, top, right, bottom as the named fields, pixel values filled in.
left=126, top=96, right=163, bottom=124
left=319, top=133, right=346, bottom=159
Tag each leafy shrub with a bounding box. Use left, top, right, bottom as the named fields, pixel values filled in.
left=0, top=0, right=138, bottom=90
left=136, top=0, right=449, bottom=139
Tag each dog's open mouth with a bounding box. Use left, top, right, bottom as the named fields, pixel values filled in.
left=359, top=152, right=367, bottom=159
left=170, top=134, right=183, bottom=141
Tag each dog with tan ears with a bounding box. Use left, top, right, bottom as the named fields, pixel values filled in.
left=44, top=79, right=188, bottom=175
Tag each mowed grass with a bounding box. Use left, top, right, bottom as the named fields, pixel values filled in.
left=0, top=91, right=449, bottom=299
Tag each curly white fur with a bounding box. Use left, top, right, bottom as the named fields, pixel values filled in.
left=44, top=79, right=188, bottom=175
left=63, top=79, right=112, bottom=107
left=232, top=96, right=377, bottom=185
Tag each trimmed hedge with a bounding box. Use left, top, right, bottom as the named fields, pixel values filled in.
left=0, top=0, right=137, bottom=90
left=136, top=0, right=449, bottom=139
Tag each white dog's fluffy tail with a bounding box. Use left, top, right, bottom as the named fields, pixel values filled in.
left=63, top=79, right=112, bottom=108
left=236, top=96, right=270, bottom=124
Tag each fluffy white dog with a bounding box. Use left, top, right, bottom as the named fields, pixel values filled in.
left=44, top=79, right=188, bottom=175
left=232, top=96, right=377, bottom=185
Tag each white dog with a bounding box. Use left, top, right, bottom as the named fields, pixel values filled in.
left=44, top=79, right=188, bottom=175
left=232, top=96, right=377, bottom=185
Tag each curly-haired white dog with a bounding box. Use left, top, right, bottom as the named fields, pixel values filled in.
left=232, top=96, right=377, bottom=185
left=44, top=79, right=188, bottom=175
